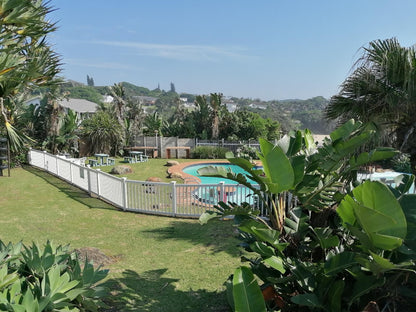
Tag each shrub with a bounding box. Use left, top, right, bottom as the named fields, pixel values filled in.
left=391, top=153, right=412, bottom=173
left=192, top=146, right=229, bottom=159
left=200, top=121, right=416, bottom=311
left=0, top=240, right=108, bottom=311
left=236, top=144, right=259, bottom=160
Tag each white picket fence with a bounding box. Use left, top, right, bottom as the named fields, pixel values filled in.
left=28, top=149, right=269, bottom=218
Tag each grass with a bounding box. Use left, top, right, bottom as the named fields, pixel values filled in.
left=93, top=158, right=201, bottom=182
left=0, top=166, right=242, bottom=311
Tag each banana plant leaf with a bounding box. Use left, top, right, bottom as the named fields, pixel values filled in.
left=232, top=267, right=266, bottom=312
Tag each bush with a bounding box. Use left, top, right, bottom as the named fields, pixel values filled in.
left=200, top=122, right=416, bottom=311
left=391, top=153, right=412, bottom=173
left=0, top=240, right=108, bottom=311
left=236, top=144, right=259, bottom=160
left=192, top=146, right=229, bottom=159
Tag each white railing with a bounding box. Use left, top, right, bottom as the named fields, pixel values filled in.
left=28, top=149, right=267, bottom=218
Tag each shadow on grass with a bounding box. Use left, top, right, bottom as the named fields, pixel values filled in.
left=23, top=165, right=118, bottom=211
left=102, top=269, right=231, bottom=312
left=141, top=220, right=241, bottom=257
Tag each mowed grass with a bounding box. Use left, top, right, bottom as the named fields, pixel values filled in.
left=94, top=157, right=205, bottom=182
left=0, top=166, right=242, bottom=311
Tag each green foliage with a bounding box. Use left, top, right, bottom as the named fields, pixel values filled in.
left=325, top=38, right=416, bottom=173
left=0, top=240, right=108, bottom=311
left=0, top=0, right=61, bottom=151
left=61, top=85, right=103, bottom=104
left=200, top=120, right=415, bottom=311
left=191, top=146, right=230, bottom=159
left=391, top=153, right=412, bottom=173
left=80, top=111, right=123, bottom=155
left=236, top=145, right=259, bottom=160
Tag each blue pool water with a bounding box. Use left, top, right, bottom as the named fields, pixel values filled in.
left=183, top=163, right=257, bottom=184
left=183, top=163, right=260, bottom=205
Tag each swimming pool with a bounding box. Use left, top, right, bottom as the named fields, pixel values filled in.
left=182, top=163, right=257, bottom=184
left=182, top=163, right=260, bottom=206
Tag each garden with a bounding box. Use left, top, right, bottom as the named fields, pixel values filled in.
left=0, top=164, right=243, bottom=311
left=1, top=1, right=416, bottom=311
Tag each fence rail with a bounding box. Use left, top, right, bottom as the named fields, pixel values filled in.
left=28, top=149, right=269, bottom=218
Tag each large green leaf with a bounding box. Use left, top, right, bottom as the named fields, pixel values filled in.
left=330, top=119, right=361, bottom=142
left=258, top=143, right=294, bottom=193
left=400, top=194, right=416, bottom=241
left=291, top=293, right=323, bottom=308
left=232, top=267, right=266, bottom=312
left=324, top=252, right=357, bottom=275
left=353, top=182, right=407, bottom=237
left=311, top=227, right=340, bottom=249
left=338, top=181, right=407, bottom=250
left=349, top=274, right=385, bottom=306
left=328, top=279, right=345, bottom=312
left=263, top=256, right=286, bottom=274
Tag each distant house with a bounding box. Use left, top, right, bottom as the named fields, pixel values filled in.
left=24, top=96, right=42, bottom=106
left=102, top=95, right=113, bottom=103
left=224, top=100, right=237, bottom=112
left=133, top=96, right=157, bottom=105
left=58, top=98, right=99, bottom=120
left=249, top=103, right=267, bottom=110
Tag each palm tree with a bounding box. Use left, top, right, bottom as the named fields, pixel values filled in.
left=0, top=0, right=61, bottom=151
left=80, top=111, right=123, bottom=155
left=325, top=38, right=416, bottom=172
left=210, top=93, right=223, bottom=140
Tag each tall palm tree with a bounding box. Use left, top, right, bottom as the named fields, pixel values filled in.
left=210, top=93, right=222, bottom=140
left=0, top=0, right=61, bottom=151
left=325, top=38, right=416, bottom=172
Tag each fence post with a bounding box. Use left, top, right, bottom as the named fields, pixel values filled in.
left=96, top=169, right=101, bottom=198
left=43, top=150, right=47, bottom=170
left=121, top=177, right=128, bottom=211
left=56, top=156, right=59, bottom=176
left=87, top=165, right=92, bottom=194
left=69, top=161, right=74, bottom=183
left=219, top=181, right=225, bottom=204
left=171, top=181, right=177, bottom=217
left=28, top=148, right=32, bottom=165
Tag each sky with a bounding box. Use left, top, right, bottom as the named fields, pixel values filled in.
left=49, top=0, right=416, bottom=101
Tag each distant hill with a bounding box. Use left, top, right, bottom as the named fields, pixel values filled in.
left=60, top=80, right=334, bottom=133
left=232, top=96, right=334, bottom=134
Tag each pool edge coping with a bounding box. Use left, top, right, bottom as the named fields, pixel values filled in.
left=168, top=160, right=262, bottom=185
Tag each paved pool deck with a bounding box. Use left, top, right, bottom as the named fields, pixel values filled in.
left=168, top=160, right=262, bottom=185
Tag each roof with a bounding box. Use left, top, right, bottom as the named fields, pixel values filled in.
left=58, top=98, right=98, bottom=113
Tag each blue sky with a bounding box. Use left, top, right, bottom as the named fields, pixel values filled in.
left=49, top=0, right=416, bottom=100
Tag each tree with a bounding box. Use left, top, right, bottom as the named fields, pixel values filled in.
left=325, top=38, right=416, bottom=172
left=210, top=93, right=222, bottom=140
left=143, top=112, right=162, bottom=135
left=80, top=111, right=122, bottom=155
left=108, top=83, right=127, bottom=144
left=170, top=82, right=176, bottom=93
left=0, top=0, right=61, bottom=151
left=86, top=75, right=95, bottom=86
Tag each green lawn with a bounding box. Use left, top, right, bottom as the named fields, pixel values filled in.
left=0, top=166, right=242, bottom=311
left=94, top=158, right=199, bottom=182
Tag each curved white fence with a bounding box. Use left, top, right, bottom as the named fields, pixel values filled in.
left=28, top=149, right=268, bottom=218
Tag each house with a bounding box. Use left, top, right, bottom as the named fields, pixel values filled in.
left=224, top=100, right=238, bottom=112
left=24, top=96, right=42, bottom=106
left=133, top=96, right=157, bottom=105
left=58, top=98, right=99, bottom=120
left=249, top=102, right=267, bottom=110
